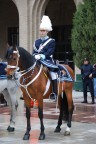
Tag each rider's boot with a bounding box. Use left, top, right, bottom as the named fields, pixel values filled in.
left=50, top=79, right=57, bottom=101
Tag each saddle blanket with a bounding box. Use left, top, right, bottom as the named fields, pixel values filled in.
left=0, top=62, right=7, bottom=79
left=57, top=64, right=74, bottom=82
left=39, top=59, right=74, bottom=82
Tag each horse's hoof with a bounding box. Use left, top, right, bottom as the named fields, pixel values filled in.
left=7, top=126, right=15, bottom=132
left=54, top=127, right=61, bottom=133
left=39, top=133, right=45, bottom=140
left=64, top=131, right=70, bottom=136
left=23, top=134, right=30, bottom=140
left=7, top=126, right=10, bottom=131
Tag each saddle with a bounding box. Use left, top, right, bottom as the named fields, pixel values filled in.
left=0, top=62, right=7, bottom=79
left=40, top=59, right=74, bottom=82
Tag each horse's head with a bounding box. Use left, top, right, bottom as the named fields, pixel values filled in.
left=5, top=45, right=20, bottom=76
left=5, top=45, right=36, bottom=76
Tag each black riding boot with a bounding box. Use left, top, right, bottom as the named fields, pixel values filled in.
left=91, top=97, right=95, bottom=104
left=81, top=96, right=88, bottom=103
left=50, top=79, right=57, bottom=101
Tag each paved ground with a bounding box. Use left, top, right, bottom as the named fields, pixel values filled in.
left=0, top=115, right=96, bottom=144
left=0, top=90, right=96, bottom=144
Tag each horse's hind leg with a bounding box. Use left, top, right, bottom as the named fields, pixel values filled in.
left=23, top=105, right=31, bottom=140
left=2, top=89, right=16, bottom=132
left=54, top=96, right=63, bottom=133
left=67, top=101, right=74, bottom=128
left=38, top=107, right=45, bottom=140
left=64, top=91, right=74, bottom=136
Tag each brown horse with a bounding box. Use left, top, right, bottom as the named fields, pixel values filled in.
left=5, top=46, right=74, bottom=140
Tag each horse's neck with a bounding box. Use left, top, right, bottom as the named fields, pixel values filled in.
left=19, top=53, right=35, bottom=71
left=34, top=65, right=50, bottom=82
left=42, top=66, right=50, bottom=78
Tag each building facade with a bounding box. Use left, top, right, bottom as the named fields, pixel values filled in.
left=0, top=0, right=83, bottom=70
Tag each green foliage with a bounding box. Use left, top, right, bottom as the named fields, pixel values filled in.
left=71, top=0, right=96, bottom=68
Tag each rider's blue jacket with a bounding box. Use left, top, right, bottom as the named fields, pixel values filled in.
left=33, top=36, right=55, bottom=61
left=81, top=64, right=93, bottom=80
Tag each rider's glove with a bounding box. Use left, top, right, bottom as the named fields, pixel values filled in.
left=34, top=54, right=41, bottom=60
left=34, top=54, right=45, bottom=60
left=40, top=54, right=45, bottom=60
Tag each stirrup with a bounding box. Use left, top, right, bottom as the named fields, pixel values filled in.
left=50, top=93, right=57, bottom=101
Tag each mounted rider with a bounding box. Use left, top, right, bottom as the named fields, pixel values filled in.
left=32, top=15, right=58, bottom=100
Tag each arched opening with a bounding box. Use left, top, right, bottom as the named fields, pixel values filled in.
left=0, top=0, right=19, bottom=58
left=45, top=0, right=76, bottom=69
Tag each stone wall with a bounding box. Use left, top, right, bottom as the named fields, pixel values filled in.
left=0, top=0, right=18, bottom=57
left=0, top=0, right=83, bottom=57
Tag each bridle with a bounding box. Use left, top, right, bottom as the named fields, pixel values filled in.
left=7, top=49, right=20, bottom=71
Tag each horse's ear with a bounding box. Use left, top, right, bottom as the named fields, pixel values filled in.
left=13, top=44, right=17, bottom=51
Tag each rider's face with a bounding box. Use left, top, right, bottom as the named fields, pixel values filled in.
left=39, top=30, right=48, bottom=38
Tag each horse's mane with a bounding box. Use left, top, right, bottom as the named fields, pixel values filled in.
left=17, top=47, right=36, bottom=69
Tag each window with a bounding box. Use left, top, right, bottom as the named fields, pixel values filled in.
left=8, top=27, right=19, bottom=46
left=51, top=25, right=74, bottom=69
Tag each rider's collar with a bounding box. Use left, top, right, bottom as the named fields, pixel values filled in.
left=41, top=36, right=49, bottom=41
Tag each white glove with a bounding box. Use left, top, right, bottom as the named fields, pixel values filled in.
left=40, top=54, right=45, bottom=59
left=35, top=54, right=41, bottom=60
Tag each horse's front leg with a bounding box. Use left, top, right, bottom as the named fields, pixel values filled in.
left=23, top=105, right=31, bottom=140
left=2, top=89, right=16, bottom=132
left=7, top=103, right=16, bottom=132
left=38, top=107, right=45, bottom=140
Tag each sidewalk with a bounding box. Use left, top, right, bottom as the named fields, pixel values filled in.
left=72, top=90, right=96, bottom=103
left=0, top=114, right=96, bottom=144
left=0, top=91, right=96, bottom=143
left=43, top=90, right=95, bottom=104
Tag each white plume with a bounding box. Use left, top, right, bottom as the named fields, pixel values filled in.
left=40, top=15, right=52, bottom=31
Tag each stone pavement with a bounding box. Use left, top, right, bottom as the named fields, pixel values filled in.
left=0, top=90, right=96, bottom=144
left=0, top=115, right=96, bottom=144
